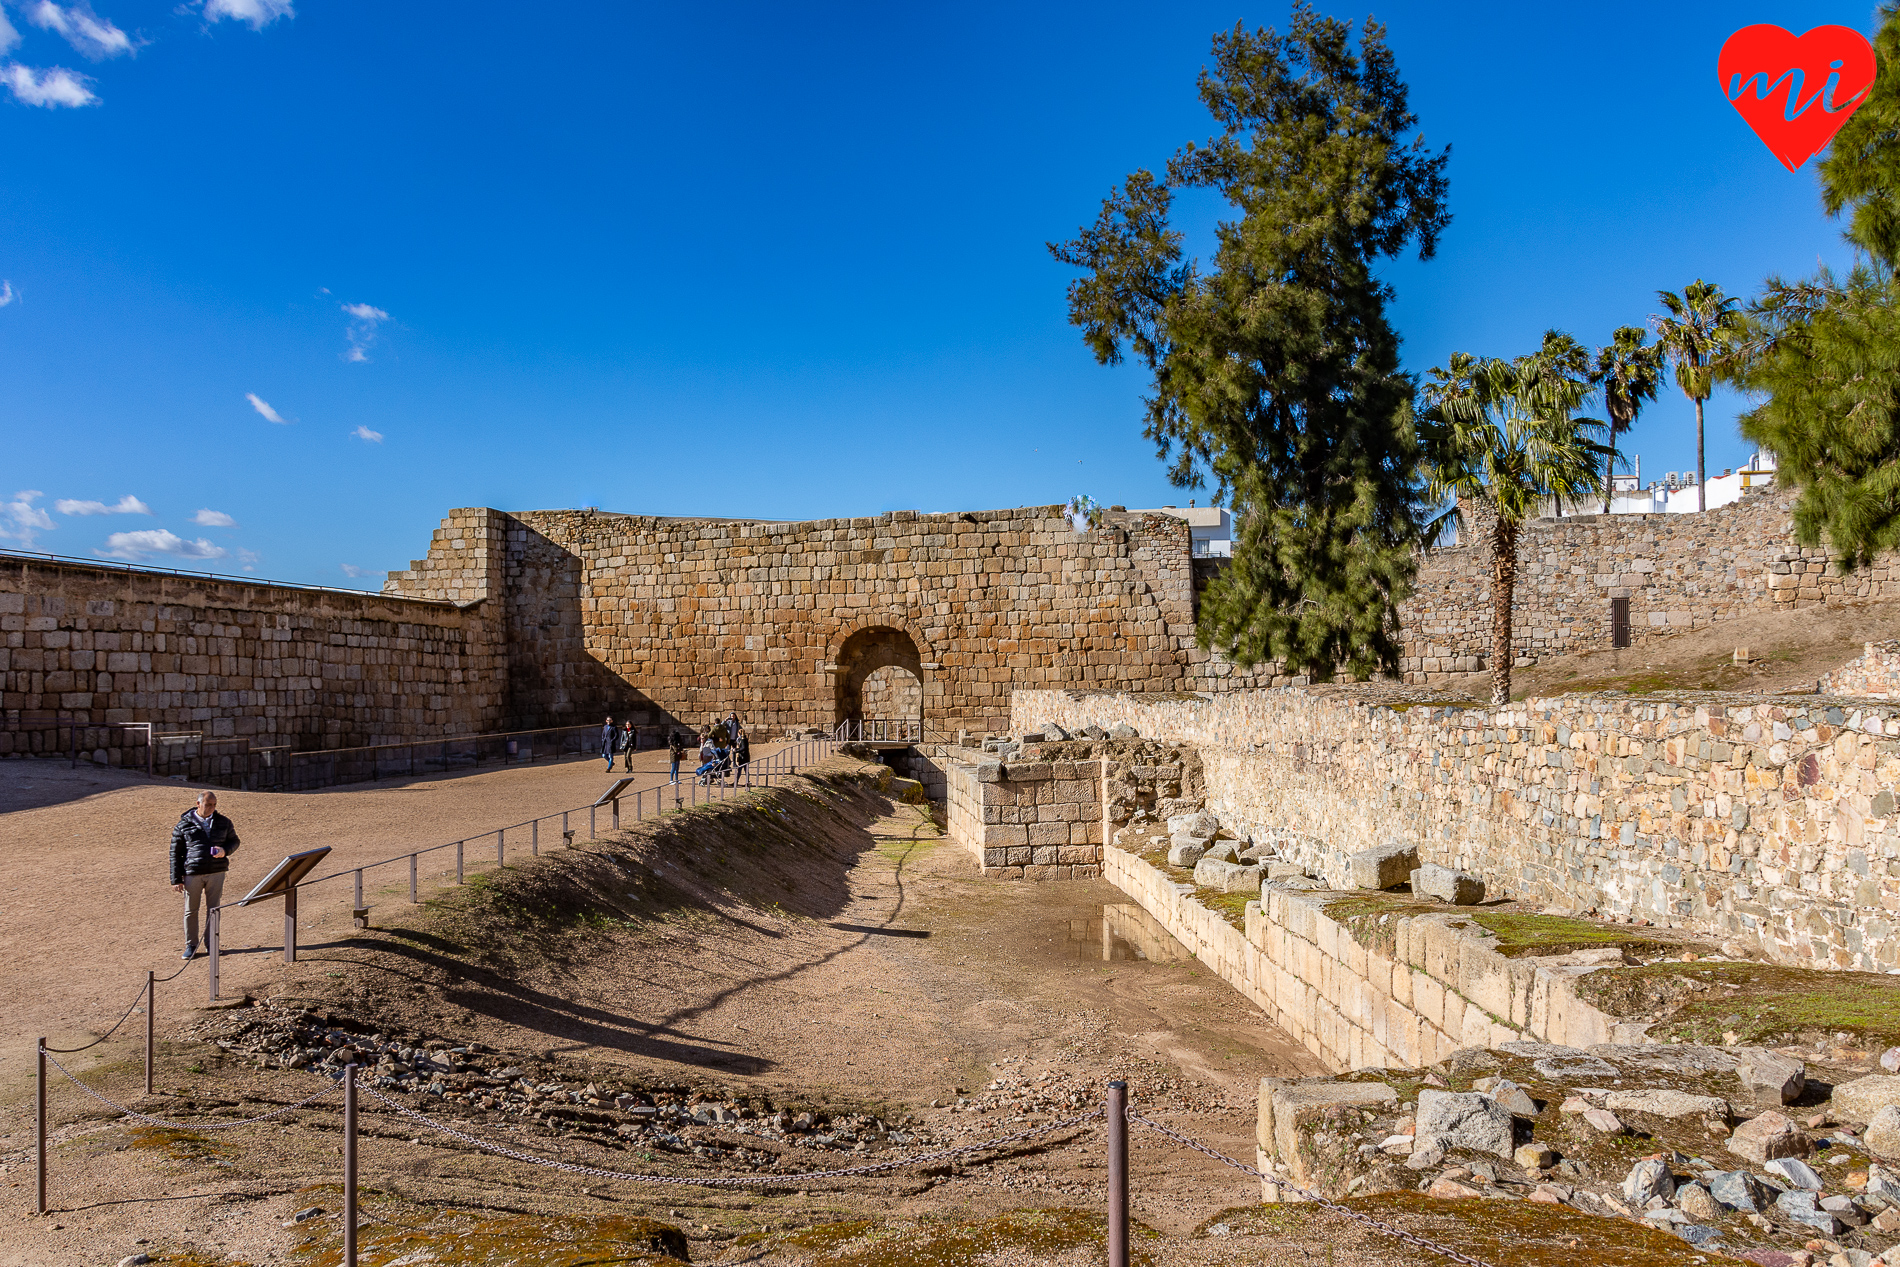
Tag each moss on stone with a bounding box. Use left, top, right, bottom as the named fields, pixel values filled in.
left=1467, top=912, right=1670, bottom=959
left=759, top=1207, right=1157, bottom=1266
left=1576, top=959, right=1900, bottom=1047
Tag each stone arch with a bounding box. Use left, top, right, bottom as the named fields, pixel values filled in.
left=831, top=620, right=927, bottom=729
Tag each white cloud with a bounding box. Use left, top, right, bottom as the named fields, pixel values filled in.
left=192, top=508, right=236, bottom=527
left=245, top=391, right=287, bottom=423
left=0, top=7, right=19, bottom=55
left=341, top=301, right=388, bottom=362
left=55, top=494, right=149, bottom=516
left=2, top=62, right=96, bottom=106
left=339, top=563, right=372, bottom=578
left=202, top=0, right=292, bottom=30
left=0, top=282, right=14, bottom=307
left=96, top=528, right=226, bottom=562
left=0, top=490, right=54, bottom=547
left=351, top=425, right=383, bottom=443
left=29, top=3, right=132, bottom=59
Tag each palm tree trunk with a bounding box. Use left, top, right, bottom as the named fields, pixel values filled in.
left=1490, top=517, right=1519, bottom=707
left=1695, top=396, right=1706, bottom=512
left=1603, top=442, right=1615, bottom=514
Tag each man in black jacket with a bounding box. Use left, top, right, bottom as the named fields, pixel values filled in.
left=170, top=790, right=240, bottom=960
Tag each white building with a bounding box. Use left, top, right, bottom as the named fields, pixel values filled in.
left=1543, top=451, right=1777, bottom=518
left=1133, top=503, right=1233, bottom=557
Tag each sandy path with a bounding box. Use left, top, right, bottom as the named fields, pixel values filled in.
left=0, top=741, right=797, bottom=1076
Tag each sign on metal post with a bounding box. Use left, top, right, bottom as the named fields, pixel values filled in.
left=237, top=847, right=332, bottom=966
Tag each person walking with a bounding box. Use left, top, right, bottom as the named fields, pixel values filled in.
left=171, top=790, right=240, bottom=960
left=620, top=719, right=636, bottom=772
left=734, top=729, right=751, bottom=778
left=726, top=711, right=741, bottom=743
left=667, top=730, right=687, bottom=784
left=600, top=716, right=617, bottom=770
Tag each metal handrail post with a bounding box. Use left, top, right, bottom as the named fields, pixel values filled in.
left=343, top=1063, right=358, bottom=1267
left=1107, top=1081, right=1128, bottom=1267
left=611, top=797, right=619, bottom=831
left=284, top=884, right=299, bottom=964
left=144, top=970, right=155, bottom=1097
left=36, top=1038, right=47, bottom=1214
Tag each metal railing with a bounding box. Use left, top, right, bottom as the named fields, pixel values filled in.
left=199, top=736, right=846, bottom=1002
left=832, top=719, right=928, bottom=744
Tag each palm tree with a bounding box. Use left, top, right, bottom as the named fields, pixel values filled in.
left=1590, top=327, right=1664, bottom=513
left=1654, top=281, right=1742, bottom=511
left=1421, top=331, right=1608, bottom=706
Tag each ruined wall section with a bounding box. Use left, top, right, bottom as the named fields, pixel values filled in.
left=2, top=554, right=503, bottom=753
left=1399, top=487, right=1893, bottom=680
left=1018, top=686, right=1900, bottom=974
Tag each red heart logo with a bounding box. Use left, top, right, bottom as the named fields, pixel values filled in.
left=1719, top=24, right=1877, bottom=171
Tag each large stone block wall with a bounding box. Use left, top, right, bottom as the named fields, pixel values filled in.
left=1103, top=846, right=1628, bottom=1073
left=1398, top=487, right=1894, bottom=680
left=1, top=553, right=504, bottom=754
left=943, top=753, right=1106, bottom=879
left=387, top=504, right=1273, bottom=737
left=1017, top=686, right=1900, bottom=973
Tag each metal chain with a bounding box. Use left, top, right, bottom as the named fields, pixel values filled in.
left=359, top=1083, right=1100, bottom=1188
left=42, top=1048, right=342, bottom=1129
left=1126, top=1109, right=1495, bottom=1267
left=42, top=959, right=193, bottom=1054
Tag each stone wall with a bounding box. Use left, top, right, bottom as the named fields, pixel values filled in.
left=1104, top=846, right=1629, bottom=1073
left=1, top=553, right=504, bottom=756
left=942, top=752, right=1106, bottom=879
left=1017, top=686, right=1900, bottom=973
left=386, top=504, right=1273, bottom=738
left=1820, top=642, right=1900, bottom=699
left=1398, top=487, right=1897, bottom=680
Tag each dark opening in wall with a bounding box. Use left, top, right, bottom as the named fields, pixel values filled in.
left=1611, top=596, right=1631, bottom=649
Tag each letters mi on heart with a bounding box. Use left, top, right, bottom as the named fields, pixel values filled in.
left=1719, top=23, right=1878, bottom=171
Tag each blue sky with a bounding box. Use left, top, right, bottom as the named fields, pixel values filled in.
left=0, top=1, right=1876, bottom=587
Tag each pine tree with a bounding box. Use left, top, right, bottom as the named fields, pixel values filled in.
left=1049, top=8, right=1449, bottom=680
left=1738, top=3, right=1900, bottom=567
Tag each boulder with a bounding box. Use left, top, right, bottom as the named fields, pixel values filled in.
left=1676, top=1182, right=1718, bottom=1220
left=1346, top=841, right=1419, bottom=891
left=1602, top=1088, right=1731, bottom=1120
left=1488, top=1079, right=1539, bottom=1118
left=1427, top=1176, right=1482, bottom=1199
left=1773, top=1188, right=1843, bottom=1234
left=1514, top=1144, right=1554, bottom=1169
left=1413, top=863, right=1485, bottom=905
left=1882, top=1046, right=1900, bottom=1074
left=1581, top=1108, right=1626, bottom=1134
left=1707, top=1169, right=1774, bottom=1212
left=1167, top=837, right=1211, bottom=868
left=1765, top=1157, right=1824, bottom=1189
left=1266, top=862, right=1308, bottom=880
left=1079, top=725, right=1108, bottom=740
left=1414, top=1090, right=1514, bottom=1160
left=1622, top=1157, right=1676, bottom=1206
left=1167, top=812, right=1220, bottom=837
left=1259, top=1079, right=1398, bottom=1195
left=1833, top=1074, right=1900, bottom=1125
left=1728, top=1110, right=1810, bottom=1164
left=1108, top=723, right=1138, bottom=739
left=1205, top=841, right=1240, bottom=864
left=1866, top=1161, right=1900, bottom=1201
left=1734, top=1049, right=1807, bottom=1106
left=1193, top=858, right=1262, bottom=893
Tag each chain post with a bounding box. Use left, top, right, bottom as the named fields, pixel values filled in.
left=1107, top=1081, right=1128, bottom=1267
left=532, top=818, right=539, bottom=855
left=144, top=970, right=154, bottom=1097
left=497, top=828, right=505, bottom=867
left=36, top=1038, right=47, bottom=1215
left=409, top=852, right=418, bottom=902
left=284, top=884, right=298, bottom=964
left=456, top=840, right=464, bottom=884
left=343, top=1062, right=358, bottom=1267
left=589, top=805, right=596, bottom=838
left=208, top=907, right=220, bottom=1001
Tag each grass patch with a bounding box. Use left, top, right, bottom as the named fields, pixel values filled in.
left=1575, top=960, right=1900, bottom=1047
left=762, top=1208, right=1157, bottom=1267
left=129, top=1126, right=231, bottom=1164
left=1467, top=911, right=1669, bottom=959
left=1197, top=888, right=1255, bottom=930
left=290, top=1186, right=689, bottom=1265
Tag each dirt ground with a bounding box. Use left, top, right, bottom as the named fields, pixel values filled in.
left=0, top=743, right=788, bottom=1085
left=1421, top=595, right=1900, bottom=702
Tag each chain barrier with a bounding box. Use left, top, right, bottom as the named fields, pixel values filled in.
left=358, top=1083, right=1100, bottom=1188
left=41, top=958, right=195, bottom=1054
left=1125, top=1108, right=1496, bottom=1267
left=41, top=1048, right=343, bottom=1129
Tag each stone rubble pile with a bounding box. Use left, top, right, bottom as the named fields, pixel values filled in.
left=202, top=1003, right=934, bottom=1169
left=1263, top=1040, right=1900, bottom=1264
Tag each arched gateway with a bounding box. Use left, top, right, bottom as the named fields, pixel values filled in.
left=832, top=625, right=924, bottom=737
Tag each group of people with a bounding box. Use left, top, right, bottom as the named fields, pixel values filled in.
left=678, top=712, right=749, bottom=784
left=602, top=711, right=752, bottom=784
